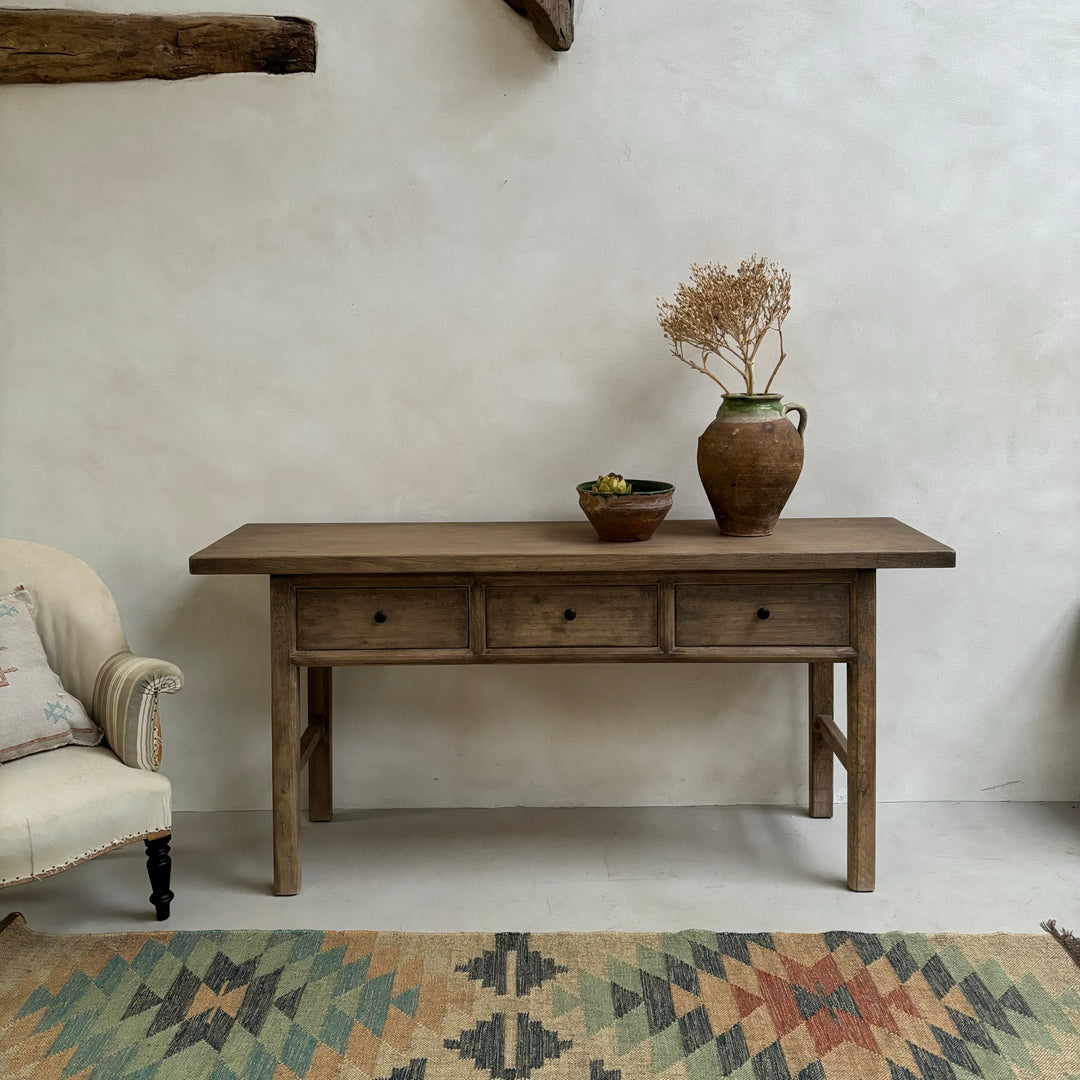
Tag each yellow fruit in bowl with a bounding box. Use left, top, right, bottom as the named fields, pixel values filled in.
left=592, top=473, right=632, bottom=495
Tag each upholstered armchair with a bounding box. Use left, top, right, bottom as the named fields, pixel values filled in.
left=0, top=539, right=183, bottom=919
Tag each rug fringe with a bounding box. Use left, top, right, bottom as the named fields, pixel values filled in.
left=1041, top=920, right=1080, bottom=970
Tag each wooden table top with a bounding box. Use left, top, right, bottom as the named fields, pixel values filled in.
left=189, top=518, right=955, bottom=575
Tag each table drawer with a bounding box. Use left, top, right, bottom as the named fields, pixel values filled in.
left=676, top=584, right=850, bottom=647
left=296, top=588, right=469, bottom=650
left=486, top=585, right=658, bottom=648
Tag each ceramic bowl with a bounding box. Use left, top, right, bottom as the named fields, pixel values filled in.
left=576, top=479, right=675, bottom=542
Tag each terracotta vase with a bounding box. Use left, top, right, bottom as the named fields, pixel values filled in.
left=697, top=394, right=807, bottom=536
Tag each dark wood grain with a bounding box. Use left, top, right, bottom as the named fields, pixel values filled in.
left=297, top=719, right=323, bottom=769
left=816, top=712, right=848, bottom=770
left=847, top=570, right=876, bottom=891
left=485, top=585, right=658, bottom=648
left=307, top=667, right=332, bottom=822
left=289, top=645, right=857, bottom=666
left=296, top=587, right=469, bottom=651
left=289, top=570, right=858, bottom=589
left=676, top=584, right=850, bottom=647
left=0, top=9, right=315, bottom=84
left=190, top=519, right=955, bottom=575
left=503, top=0, right=573, bottom=51
left=270, top=576, right=300, bottom=896
left=809, top=665, right=835, bottom=818
left=658, top=579, right=676, bottom=654
left=468, top=581, right=486, bottom=656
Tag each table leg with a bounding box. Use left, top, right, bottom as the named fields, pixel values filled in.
left=808, top=663, right=834, bottom=818
left=271, top=577, right=301, bottom=896
left=847, top=570, right=876, bottom=892
left=308, top=667, right=333, bottom=822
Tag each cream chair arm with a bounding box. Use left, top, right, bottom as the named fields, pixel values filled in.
left=92, top=651, right=183, bottom=772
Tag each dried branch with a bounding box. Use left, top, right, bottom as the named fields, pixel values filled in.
left=658, top=255, right=791, bottom=395
left=763, top=327, right=786, bottom=393
left=669, top=344, right=730, bottom=393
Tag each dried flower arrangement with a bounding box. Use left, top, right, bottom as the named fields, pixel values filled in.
left=657, top=255, right=791, bottom=395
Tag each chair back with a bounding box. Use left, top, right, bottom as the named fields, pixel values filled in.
left=0, top=539, right=128, bottom=713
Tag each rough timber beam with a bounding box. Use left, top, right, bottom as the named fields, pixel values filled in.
left=0, top=9, right=316, bottom=84
left=503, top=0, right=573, bottom=52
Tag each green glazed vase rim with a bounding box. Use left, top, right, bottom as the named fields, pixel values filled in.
left=721, top=393, right=783, bottom=400
left=576, top=479, right=675, bottom=497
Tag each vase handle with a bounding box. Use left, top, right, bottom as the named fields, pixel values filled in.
left=783, top=402, right=807, bottom=438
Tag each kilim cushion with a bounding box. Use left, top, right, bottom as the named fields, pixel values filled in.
left=0, top=587, right=101, bottom=763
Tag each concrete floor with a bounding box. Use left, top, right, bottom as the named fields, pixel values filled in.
left=4, top=802, right=1078, bottom=935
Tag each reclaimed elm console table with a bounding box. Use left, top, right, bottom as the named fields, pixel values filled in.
left=189, top=518, right=954, bottom=896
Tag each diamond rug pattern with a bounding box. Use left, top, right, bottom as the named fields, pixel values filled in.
left=1, top=915, right=1077, bottom=1079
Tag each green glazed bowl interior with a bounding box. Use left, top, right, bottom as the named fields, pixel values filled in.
left=576, top=479, right=675, bottom=496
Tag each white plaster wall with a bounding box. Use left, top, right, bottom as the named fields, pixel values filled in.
left=2, top=0, right=1077, bottom=811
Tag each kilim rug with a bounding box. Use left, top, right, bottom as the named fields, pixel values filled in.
left=1, top=912, right=1078, bottom=1080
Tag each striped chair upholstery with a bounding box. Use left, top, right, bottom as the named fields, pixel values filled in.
left=93, top=651, right=183, bottom=772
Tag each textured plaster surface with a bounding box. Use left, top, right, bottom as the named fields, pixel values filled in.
left=1, top=0, right=1077, bottom=810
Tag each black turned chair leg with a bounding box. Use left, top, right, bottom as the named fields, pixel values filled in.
left=145, top=835, right=174, bottom=921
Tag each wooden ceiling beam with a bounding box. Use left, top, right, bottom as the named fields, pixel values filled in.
left=0, top=8, right=316, bottom=84
left=503, top=0, right=574, bottom=52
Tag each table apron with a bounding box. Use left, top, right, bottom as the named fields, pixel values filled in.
left=289, top=646, right=860, bottom=665
left=281, top=571, right=858, bottom=660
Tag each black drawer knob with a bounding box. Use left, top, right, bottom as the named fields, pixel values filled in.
left=373, top=610, right=388, bottom=623
left=756, top=607, right=771, bottom=620
left=564, top=608, right=577, bottom=621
